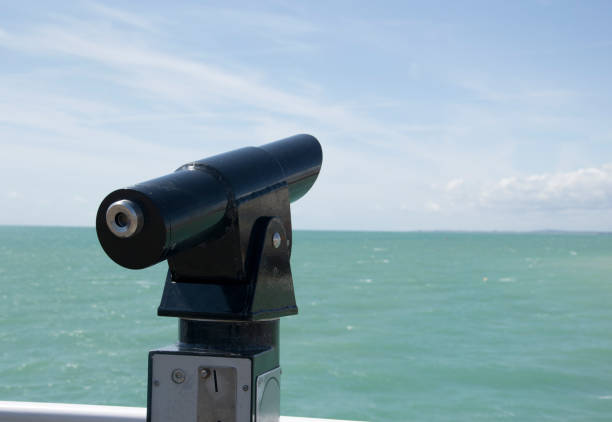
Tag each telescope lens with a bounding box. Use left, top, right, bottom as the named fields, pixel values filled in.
left=105, top=199, right=144, bottom=239
left=115, top=212, right=128, bottom=228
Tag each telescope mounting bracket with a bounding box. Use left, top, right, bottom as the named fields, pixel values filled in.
left=157, top=182, right=298, bottom=321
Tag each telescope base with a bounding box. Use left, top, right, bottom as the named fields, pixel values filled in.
left=147, top=321, right=281, bottom=422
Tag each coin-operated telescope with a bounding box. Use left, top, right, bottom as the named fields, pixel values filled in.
left=96, top=134, right=322, bottom=422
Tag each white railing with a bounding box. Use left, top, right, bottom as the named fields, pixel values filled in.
left=0, top=402, right=360, bottom=422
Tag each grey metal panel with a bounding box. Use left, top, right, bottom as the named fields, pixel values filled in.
left=256, top=367, right=281, bottom=422
left=150, top=354, right=251, bottom=422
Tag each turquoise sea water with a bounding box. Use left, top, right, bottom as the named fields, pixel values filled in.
left=1, top=226, right=612, bottom=421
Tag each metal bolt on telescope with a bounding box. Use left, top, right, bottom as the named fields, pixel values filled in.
left=96, top=134, right=322, bottom=422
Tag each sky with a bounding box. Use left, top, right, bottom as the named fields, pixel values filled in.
left=1, top=1, right=612, bottom=231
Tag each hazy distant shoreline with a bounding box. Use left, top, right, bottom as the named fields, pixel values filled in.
left=0, top=224, right=610, bottom=235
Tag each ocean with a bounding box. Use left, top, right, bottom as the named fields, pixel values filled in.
left=0, top=226, right=611, bottom=421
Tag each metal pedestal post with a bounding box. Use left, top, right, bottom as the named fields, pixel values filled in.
left=147, top=320, right=281, bottom=422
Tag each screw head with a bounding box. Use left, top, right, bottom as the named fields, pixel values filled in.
left=242, top=385, right=249, bottom=391
left=199, top=368, right=210, bottom=379
left=153, top=380, right=160, bottom=387
left=272, top=232, right=282, bottom=248
left=171, top=369, right=185, bottom=384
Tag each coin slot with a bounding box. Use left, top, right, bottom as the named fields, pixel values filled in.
left=197, top=367, right=236, bottom=422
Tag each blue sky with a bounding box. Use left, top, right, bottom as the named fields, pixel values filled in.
left=1, top=1, right=612, bottom=231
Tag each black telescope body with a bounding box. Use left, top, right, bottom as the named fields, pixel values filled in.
left=97, top=134, right=322, bottom=320
left=96, top=134, right=322, bottom=422
left=96, top=134, right=321, bottom=270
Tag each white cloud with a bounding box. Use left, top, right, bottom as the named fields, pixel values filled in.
left=87, top=2, right=155, bottom=30
left=0, top=17, right=421, bottom=155
left=461, top=78, right=578, bottom=107
left=190, top=6, right=321, bottom=35
left=445, top=178, right=464, bottom=191
left=479, top=164, right=612, bottom=211
left=425, top=201, right=441, bottom=212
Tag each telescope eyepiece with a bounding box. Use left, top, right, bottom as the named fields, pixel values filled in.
left=105, top=199, right=144, bottom=239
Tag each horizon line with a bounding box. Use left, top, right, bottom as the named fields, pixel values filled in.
left=0, top=224, right=610, bottom=235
